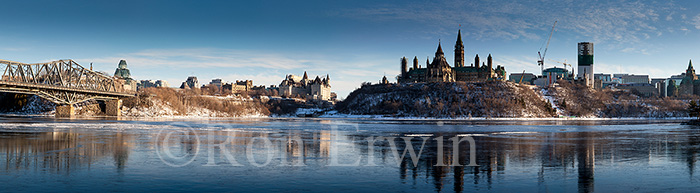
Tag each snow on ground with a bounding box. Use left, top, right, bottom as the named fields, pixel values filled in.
left=316, top=111, right=693, bottom=120
left=295, top=108, right=325, bottom=116
left=540, top=88, right=565, bottom=117
left=121, top=98, right=266, bottom=118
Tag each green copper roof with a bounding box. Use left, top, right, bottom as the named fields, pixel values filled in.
left=114, top=60, right=132, bottom=79
left=118, top=60, right=128, bottom=69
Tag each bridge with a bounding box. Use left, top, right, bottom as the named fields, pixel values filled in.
left=0, top=59, right=135, bottom=117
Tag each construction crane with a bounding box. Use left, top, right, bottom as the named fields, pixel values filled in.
left=537, top=21, right=557, bottom=75
left=549, top=59, right=571, bottom=71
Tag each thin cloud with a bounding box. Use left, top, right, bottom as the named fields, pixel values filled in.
left=77, top=48, right=399, bottom=98
left=80, top=48, right=309, bottom=70
left=341, top=0, right=683, bottom=46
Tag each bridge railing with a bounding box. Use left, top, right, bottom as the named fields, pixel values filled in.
left=0, top=59, right=124, bottom=93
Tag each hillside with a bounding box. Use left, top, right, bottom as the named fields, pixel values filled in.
left=336, top=81, right=556, bottom=118
left=551, top=81, right=688, bottom=118
left=121, top=87, right=329, bottom=117
left=0, top=82, right=690, bottom=119
left=337, top=81, right=691, bottom=118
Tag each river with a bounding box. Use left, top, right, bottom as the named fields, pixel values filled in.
left=0, top=117, right=698, bottom=192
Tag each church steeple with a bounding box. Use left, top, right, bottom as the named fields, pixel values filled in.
left=303, top=71, right=308, bottom=80
left=454, top=29, right=464, bottom=67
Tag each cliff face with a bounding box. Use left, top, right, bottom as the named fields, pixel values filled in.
left=336, top=82, right=556, bottom=118
left=0, top=93, right=55, bottom=115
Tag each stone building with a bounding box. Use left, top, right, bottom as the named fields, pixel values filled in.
left=667, top=79, right=679, bottom=97
left=222, top=80, right=253, bottom=94
left=180, top=76, right=200, bottom=89
left=138, top=80, right=169, bottom=90
left=398, top=30, right=506, bottom=83
left=209, top=79, right=224, bottom=89
left=113, top=60, right=137, bottom=91
left=381, top=75, right=390, bottom=84
left=679, top=60, right=700, bottom=96
left=279, top=72, right=332, bottom=101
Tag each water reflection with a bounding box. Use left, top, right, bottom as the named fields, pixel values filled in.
left=1, top=121, right=699, bottom=192
left=0, top=130, right=133, bottom=173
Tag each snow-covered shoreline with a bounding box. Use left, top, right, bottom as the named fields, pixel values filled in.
left=2, top=111, right=693, bottom=122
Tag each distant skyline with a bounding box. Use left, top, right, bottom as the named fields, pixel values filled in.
left=3, top=0, right=700, bottom=98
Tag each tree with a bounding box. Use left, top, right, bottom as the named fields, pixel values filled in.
left=688, top=100, right=700, bottom=119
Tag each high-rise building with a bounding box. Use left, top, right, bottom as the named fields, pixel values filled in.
left=577, top=42, right=594, bottom=87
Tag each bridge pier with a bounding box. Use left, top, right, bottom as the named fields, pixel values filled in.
left=105, top=99, right=122, bottom=117
left=55, top=105, right=75, bottom=117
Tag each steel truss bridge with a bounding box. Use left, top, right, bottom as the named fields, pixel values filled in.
left=0, top=59, right=134, bottom=106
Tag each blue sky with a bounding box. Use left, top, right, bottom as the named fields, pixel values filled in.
left=3, top=0, right=700, bottom=98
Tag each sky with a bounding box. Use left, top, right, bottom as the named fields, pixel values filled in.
left=3, top=0, right=700, bottom=98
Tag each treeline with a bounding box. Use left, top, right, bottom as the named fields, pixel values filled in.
left=123, top=88, right=270, bottom=116
left=122, top=87, right=319, bottom=117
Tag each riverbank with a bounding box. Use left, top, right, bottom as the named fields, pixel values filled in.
left=337, top=81, right=690, bottom=118
left=0, top=82, right=693, bottom=119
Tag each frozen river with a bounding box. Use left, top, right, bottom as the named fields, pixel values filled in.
left=0, top=116, right=699, bottom=192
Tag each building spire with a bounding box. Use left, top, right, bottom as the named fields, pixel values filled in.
left=303, top=71, right=308, bottom=80
left=413, top=56, right=418, bottom=70
left=435, top=41, right=444, bottom=57
left=487, top=54, right=493, bottom=73
left=687, top=59, right=696, bottom=78
left=454, top=29, right=464, bottom=67
left=456, top=29, right=463, bottom=45
left=689, top=59, right=694, bottom=70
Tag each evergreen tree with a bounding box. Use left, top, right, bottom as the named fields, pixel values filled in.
left=688, top=100, right=700, bottom=119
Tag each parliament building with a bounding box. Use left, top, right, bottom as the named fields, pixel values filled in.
left=398, top=30, right=506, bottom=83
